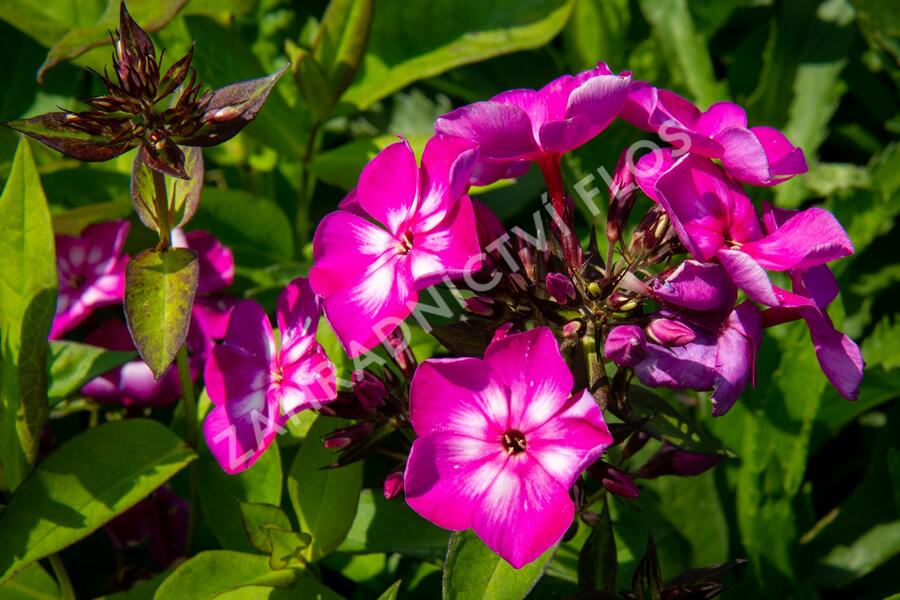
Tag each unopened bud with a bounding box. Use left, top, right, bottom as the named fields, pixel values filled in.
left=383, top=469, right=404, bottom=500
left=545, top=272, right=576, bottom=304
left=562, top=320, right=582, bottom=338
left=322, top=422, right=374, bottom=450
left=607, top=149, right=638, bottom=245
left=517, top=237, right=537, bottom=282
left=604, top=325, right=645, bottom=367
left=464, top=296, right=495, bottom=317
left=622, top=430, right=651, bottom=460
left=208, top=106, right=242, bottom=122
left=630, top=205, right=669, bottom=255
left=508, top=273, right=529, bottom=294
left=352, top=371, right=386, bottom=412
left=636, top=444, right=723, bottom=479
left=588, top=461, right=640, bottom=498
left=492, top=322, right=515, bottom=343
left=646, top=318, right=696, bottom=347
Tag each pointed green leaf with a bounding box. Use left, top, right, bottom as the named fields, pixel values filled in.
left=342, top=0, right=575, bottom=109
left=0, top=419, right=196, bottom=583
left=266, top=528, right=312, bottom=570
left=239, top=501, right=294, bottom=553
left=0, top=137, right=58, bottom=491
left=47, top=341, right=135, bottom=406
left=153, top=551, right=300, bottom=600
left=443, top=530, right=556, bottom=600
left=578, top=497, right=617, bottom=592
left=288, top=416, right=363, bottom=562
left=376, top=580, right=402, bottom=600
left=3, top=113, right=136, bottom=162
left=131, top=147, right=204, bottom=233
left=0, top=563, right=60, bottom=600
left=124, top=247, right=199, bottom=379
left=563, top=0, right=630, bottom=71
left=312, top=0, right=374, bottom=107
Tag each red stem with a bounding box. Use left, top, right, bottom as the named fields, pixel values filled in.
left=538, top=154, right=580, bottom=267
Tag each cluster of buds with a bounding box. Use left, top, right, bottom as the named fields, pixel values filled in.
left=4, top=3, right=286, bottom=179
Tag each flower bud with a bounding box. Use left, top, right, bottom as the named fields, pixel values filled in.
left=562, top=320, right=582, bottom=338
left=630, top=205, right=670, bottom=255
left=352, top=371, right=387, bottom=412
left=322, top=422, right=374, bottom=450
left=464, top=296, right=495, bottom=317
left=517, top=236, right=537, bottom=282
left=621, top=430, right=651, bottom=460
left=508, top=272, right=529, bottom=294
left=383, top=469, right=404, bottom=500
left=646, top=318, right=696, bottom=347
left=588, top=461, right=640, bottom=498
left=492, top=322, right=516, bottom=343
left=604, top=325, right=646, bottom=367
left=636, top=444, right=723, bottom=479
left=545, top=272, right=577, bottom=304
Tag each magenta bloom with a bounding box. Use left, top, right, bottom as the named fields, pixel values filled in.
left=310, top=135, right=482, bottom=357
left=81, top=319, right=182, bottom=407
left=623, top=84, right=807, bottom=186
left=435, top=63, right=632, bottom=185
left=605, top=302, right=762, bottom=416
left=51, top=220, right=130, bottom=339
left=759, top=205, right=864, bottom=400
left=203, top=277, right=337, bottom=473
left=404, top=327, right=613, bottom=568
left=654, top=155, right=853, bottom=306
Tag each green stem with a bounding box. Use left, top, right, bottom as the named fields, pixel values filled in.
left=295, top=120, right=322, bottom=253
left=49, top=553, right=76, bottom=600
left=151, top=169, right=171, bottom=250
left=175, top=344, right=199, bottom=552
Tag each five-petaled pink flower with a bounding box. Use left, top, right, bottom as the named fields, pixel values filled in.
left=51, top=220, right=130, bottom=339
left=435, top=63, right=632, bottom=185
left=623, top=84, right=807, bottom=186
left=310, top=135, right=482, bottom=357
left=403, top=327, right=613, bottom=568
left=203, top=277, right=337, bottom=473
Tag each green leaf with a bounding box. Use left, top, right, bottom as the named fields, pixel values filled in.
left=578, top=496, right=616, bottom=592
left=184, top=16, right=305, bottom=157
left=266, top=528, right=313, bottom=570
left=0, top=563, right=60, bottom=600
left=96, top=568, right=171, bottom=600
left=861, top=316, right=900, bottom=370
left=637, top=0, right=726, bottom=107
left=337, top=489, right=449, bottom=558
left=0, top=137, right=58, bottom=491
left=37, top=0, right=187, bottom=81
left=198, top=439, right=283, bottom=552
left=153, top=551, right=300, bottom=600
left=191, top=189, right=294, bottom=266
left=342, top=0, right=576, bottom=109
left=51, top=201, right=133, bottom=236
left=199, top=570, right=344, bottom=600
left=240, top=501, right=295, bottom=553
left=614, top=386, right=731, bottom=456
left=287, top=415, right=364, bottom=562
left=376, top=580, right=402, bottom=600
left=443, top=530, right=556, bottom=600
left=311, top=0, right=374, bottom=111
left=47, top=341, right=135, bottom=406
left=0, top=419, right=196, bottom=583
left=563, top=0, right=630, bottom=71
left=131, top=147, right=204, bottom=233
left=124, top=247, right=199, bottom=379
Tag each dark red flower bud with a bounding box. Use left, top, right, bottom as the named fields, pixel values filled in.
left=630, top=205, right=670, bottom=256
left=636, top=444, right=723, bottom=479
left=322, top=422, right=374, bottom=450
left=608, top=148, right=638, bottom=246
left=545, top=272, right=577, bottom=304
left=383, top=469, right=404, bottom=500
left=352, top=370, right=387, bottom=412
left=646, top=318, right=696, bottom=347
left=588, top=461, right=640, bottom=498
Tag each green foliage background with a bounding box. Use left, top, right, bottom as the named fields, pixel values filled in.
left=0, top=0, right=898, bottom=598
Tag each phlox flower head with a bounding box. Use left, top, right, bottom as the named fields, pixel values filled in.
left=203, top=277, right=337, bottom=473
left=51, top=220, right=130, bottom=339
left=403, top=327, right=613, bottom=568
left=435, top=63, right=632, bottom=185
left=310, top=135, right=482, bottom=357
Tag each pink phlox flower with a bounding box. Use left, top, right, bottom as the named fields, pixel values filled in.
left=203, top=277, right=337, bottom=473
left=310, top=135, right=483, bottom=357
left=435, top=63, right=632, bottom=185
left=51, top=220, right=130, bottom=339
left=622, top=83, right=807, bottom=186
left=403, top=327, right=613, bottom=568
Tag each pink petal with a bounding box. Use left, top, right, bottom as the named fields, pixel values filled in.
left=191, top=296, right=238, bottom=341
left=435, top=101, right=540, bottom=162
left=711, top=302, right=761, bottom=416
left=717, top=125, right=808, bottom=186
left=651, top=260, right=736, bottom=312
left=184, top=230, right=235, bottom=295
left=472, top=455, right=574, bottom=569
left=220, top=301, right=277, bottom=366
left=716, top=248, right=779, bottom=306
left=418, top=135, right=479, bottom=224
left=484, top=328, right=573, bottom=433
left=276, top=350, right=337, bottom=415
left=741, top=207, right=853, bottom=271
left=204, top=343, right=269, bottom=409
left=404, top=431, right=508, bottom=531
left=634, top=148, right=677, bottom=203
left=409, top=196, right=482, bottom=287
left=526, top=390, right=612, bottom=487
left=695, top=102, right=748, bottom=137
left=356, top=139, right=420, bottom=235
left=202, top=393, right=281, bottom=474
left=81, top=220, right=130, bottom=267
left=276, top=277, right=321, bottom=360
left=409, top=357, right=508, bottom=439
